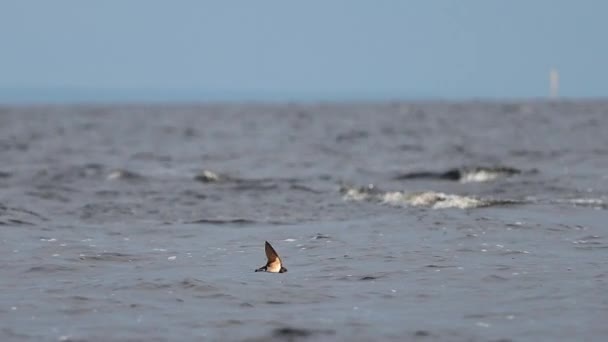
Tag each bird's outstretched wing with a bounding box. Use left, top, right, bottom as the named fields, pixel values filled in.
left=265, top=241, right=281, bottom=263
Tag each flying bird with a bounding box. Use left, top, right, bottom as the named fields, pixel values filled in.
left=255, top=241, right=287, bottom=273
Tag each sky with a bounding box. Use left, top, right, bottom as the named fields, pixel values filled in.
left=0, top=1, right=607, bottom=102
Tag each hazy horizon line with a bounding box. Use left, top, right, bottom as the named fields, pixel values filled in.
left=0, top=86, right=604, bottom=105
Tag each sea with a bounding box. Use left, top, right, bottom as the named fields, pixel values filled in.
left=0, top=100, right=607, bottom=341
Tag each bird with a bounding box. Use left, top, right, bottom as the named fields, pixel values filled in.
left=255, top=241, right=287, bottom=273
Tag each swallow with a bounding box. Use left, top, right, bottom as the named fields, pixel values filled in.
left=255, top=241, right=287, bottom=273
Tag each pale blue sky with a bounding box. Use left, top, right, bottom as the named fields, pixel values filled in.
left=1, top=1, right=607, bottom=102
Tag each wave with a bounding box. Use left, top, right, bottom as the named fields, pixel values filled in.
left=553, top=197, right=607, bottom=209
left=78, top=252, right=142, bottom=262
left=394, top=166, right=535, bottom=183
left=185, top=218, right=259, bottom=225
left=193, top=169, right=324, bottom=193
left=26, top=264, right=79, bottom=273
left=106, top=169, right=145, bottom=181
left=0, top=204, right=48, bottom=225
left=194, top=170, right=224, bottom=183
left=185, top=217, right=289, bottom=225
left=340, top=184, right=518, bottom=209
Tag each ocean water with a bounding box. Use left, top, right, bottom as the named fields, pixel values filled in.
left=0, top=101, right=607, bottom=341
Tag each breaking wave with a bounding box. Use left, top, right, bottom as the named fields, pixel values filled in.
left=340, top=184, right=518, bottom=209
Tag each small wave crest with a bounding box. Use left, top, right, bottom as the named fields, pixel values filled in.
left=395, top=166, right=533, bottom=183
left=341, top=184, right=514, bottom=209
left=193, top=170, right=321, bottom=194
left=106, top=169, right=144, bottom=181
left=554, top=198, right=607, bottom=210
left=381, top=191, right=488, bottom=209
left=194, top=170, right=224, bottom=183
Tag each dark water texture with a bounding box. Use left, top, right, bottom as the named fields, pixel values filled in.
left=0, top=101, right=607, bottom=341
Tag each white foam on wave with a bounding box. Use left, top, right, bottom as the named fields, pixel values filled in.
left=381, top=191, right=487, bottom=209
left=458, top=170, right=503, bottom=183
left=194, top=170, right=222, bottom=183
left=568, top=198, right=604, bottom=205
left=458, top=167, right=526, bottom=183
left=557, top=198, right=607, bottom=209
left=341, top=187, right=373, bottom=202
left=341, top=185, right=492, bottom=209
